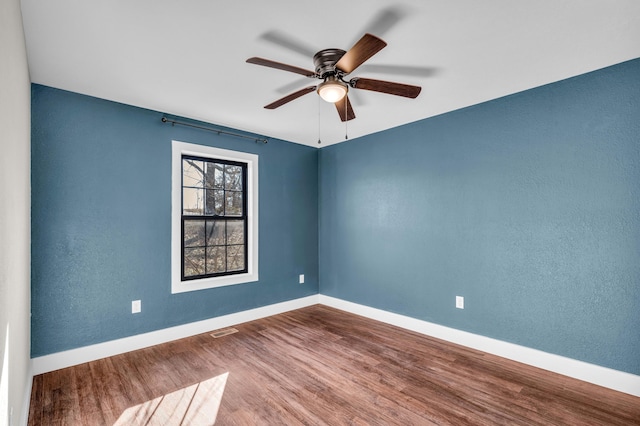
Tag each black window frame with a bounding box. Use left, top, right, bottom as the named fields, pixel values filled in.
left=181, top=154, right=248, bottom=281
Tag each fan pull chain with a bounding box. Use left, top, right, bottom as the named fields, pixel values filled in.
left=317, top=96, right=322, bottom=145
left=344, top=97, right=349, bottom=140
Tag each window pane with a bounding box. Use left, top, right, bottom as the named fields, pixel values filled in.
left=225, top=165, right=243, bottom=191
left=183, top=159, right=204, bottom=188
left=206, top=246, right=226, bottom=273
left=227, top=245, right=245, bottom=271
left=206, top=220, right=225, bottom=246
left=204, top=162, right=224, bottom=189
left=183, top=187, right=203, bottom=215
left=215, top=163, right=225, bottom=189
left=184, top=247, right=205, bottom=277
left=227, top=220, right=244, bottom=245
left=204, top=188, right=216, bottom=215
left=214, top=190, right=225, bottom=215
left=184, top=220, right=205, bottom=247
left=225, top=191, right=243, bottom=216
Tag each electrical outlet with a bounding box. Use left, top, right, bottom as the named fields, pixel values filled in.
left=299, top=274, right=305, bottom=284
left=456, top=296, right=464, bottom=309
left=132, top=300, right=141, bottom=314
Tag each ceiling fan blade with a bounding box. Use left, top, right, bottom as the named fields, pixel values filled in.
left=335, top=33, right=387, bottom=75
left=264, top=86, right=316, bottom=109
left=358, top=64, right=439, bottom=78
left=259, top=30, right=316, bottom=58
left=351, top=77, right=421, bottom=98
left=275, top=77, right=312, bottom=94
left=354, top=6, right=407, bottom=42
left=335, top=95, right=356, bottom=122
left=246, top=57, right=316, bottom=77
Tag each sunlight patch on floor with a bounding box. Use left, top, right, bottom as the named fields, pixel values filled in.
left=114, top=372, right=228, bottom=425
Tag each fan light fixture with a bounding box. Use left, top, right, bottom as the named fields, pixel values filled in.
left=247, top=33, right=422, bottom=121
left=317, top=76, right=348, bottom=103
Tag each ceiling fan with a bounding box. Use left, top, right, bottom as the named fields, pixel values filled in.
left=246, top=33, right=422, bottom=122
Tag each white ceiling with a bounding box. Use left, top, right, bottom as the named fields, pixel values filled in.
left=21, top=0, right=640, bottom=147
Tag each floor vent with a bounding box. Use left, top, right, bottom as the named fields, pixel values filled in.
left=211, top=328, right=239, bottom=338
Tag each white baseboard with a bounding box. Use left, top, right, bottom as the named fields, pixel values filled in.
left=319, top=295, right=640, bottom=397
left=30, top=293, right=640, bottom=398
left=31, top=295, right=319, bottom=375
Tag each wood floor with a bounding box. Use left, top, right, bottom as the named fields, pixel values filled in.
left=29, top=305, right=640, bottom=425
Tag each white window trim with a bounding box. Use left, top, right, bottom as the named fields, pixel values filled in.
left=171, top=140, right=259, bottom=293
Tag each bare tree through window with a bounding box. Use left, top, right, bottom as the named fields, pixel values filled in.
left=182, top=156, right=247, bottom=280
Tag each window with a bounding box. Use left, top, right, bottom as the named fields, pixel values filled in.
left=182, top=156, right=247, bottom=279
left=172, top=141, right=258, bottom=293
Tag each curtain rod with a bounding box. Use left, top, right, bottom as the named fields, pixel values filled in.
left=161, top=116, right=268, bottom=144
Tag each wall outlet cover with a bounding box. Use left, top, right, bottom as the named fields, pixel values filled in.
left=132, top=300, right=141, bottom=314
left=456, top=296, right=464, bottom=309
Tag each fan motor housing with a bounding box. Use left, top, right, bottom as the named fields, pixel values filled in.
left=313, top=48, right=346, bottom=77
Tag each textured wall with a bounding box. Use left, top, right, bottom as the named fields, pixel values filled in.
left=31, top=85, right=319, bottom=357
left=319, top=59, right=640, bottom=375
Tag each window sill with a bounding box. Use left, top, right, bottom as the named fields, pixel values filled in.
left=171, top=271, right=259, bottom=294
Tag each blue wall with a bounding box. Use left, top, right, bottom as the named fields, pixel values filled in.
left=31, top=85, right=319, bottom=357
left=319, top=59, right=640, bottom=375
left=32, top=58, right=640, bottom=375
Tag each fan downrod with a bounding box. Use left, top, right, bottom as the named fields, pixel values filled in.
left=313, top=48, right=346, bottom=77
